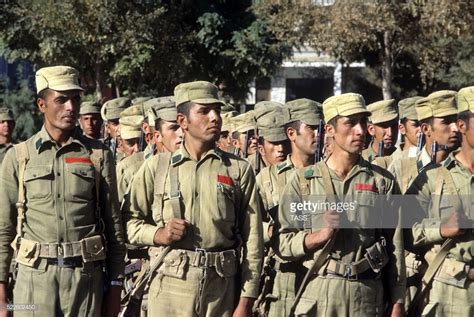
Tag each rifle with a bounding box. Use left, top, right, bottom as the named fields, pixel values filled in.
left=242, top=130, right=249, bottom=158
left=430, top=141, right=437, bottom=163
left=314, top=119, right=324, bottom=162
left=255, top=136, right=262, bottom=174
left=377, top=140, right=384, bottom=157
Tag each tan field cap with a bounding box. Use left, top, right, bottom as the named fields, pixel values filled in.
left=79, top=101, right=101, bottom=115
left=323, top=93, right=370, bottom=122
left=101, top=97, right=132, bottom=121
left=119, top=115, right=143, bottom=140
left=398, top=97, right=423, bottom=121
left=0, top=107, right=14, bottom=121
left=415, top=90, right=458, bottom=121
left=132, top=96, right=152, bottom=105
left=367, top=99, right=398, bottom=124
left=147, top=99, right=177, bottom=123
left=457, top=86, right=474, bottom=113
left=233, top=111, right=256, bottom=133
left=35, top=66, right=84, bottom=93
left=254, top=101, right=288, bottom=142
left=174, top=81, right=225, bottom=107
left=285, top=98, right=323, bottom=126
left=221, top=111, right=237, bottom=132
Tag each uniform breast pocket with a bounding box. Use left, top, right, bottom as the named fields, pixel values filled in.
left=216, top=183, right=236, bottom=224
left=66, top=164, right=96, bottom=202
left=24, top=165, right=53, bottom=200
left=353, top=192, right=382, bottom=229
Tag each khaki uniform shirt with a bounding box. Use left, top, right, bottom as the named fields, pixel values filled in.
left=0, top=143, right=13, bottom=165
left=406, top=152, right=473, bottom=264
left=277, top=158, right=406, bottom=303
left=0, top=126, right=125, bottom=282
left=116, top=152, right=145, bottom=203
left=362, top=141, right=397, bottom=163
left=389, top=146, right=432, bottom=194
left=123, top=145, right=263, bottom=298
left=256, top=155, right=295, bottom=242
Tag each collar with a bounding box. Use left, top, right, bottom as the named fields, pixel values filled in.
left=170, top=143, right=224, bottom=166
left=33, top=126, right=88, bottom=153
left=304, top=156, right=373, bottom=179
left=276, top=155, right=294, bottom=174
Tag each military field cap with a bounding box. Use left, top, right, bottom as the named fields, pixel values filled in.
left=0, top=107, right=14, bottom=121
left=254, top=101, right=288, bottom=142
left=132, top=96, right=152, bottom=105
left=101, top=97, right=132, bottom=121
left=174, top=81, right=225, bottom=107
left=221, top=111, right=236, bottom=132
left=367, top=99, right=398, bottom=124
left=323, top=93, right=370, bottom=123
left=120, top=104, right=145, bottom=118
left=415, top=90, right=458, bottom=121
left=285, top=98, right=323, bottom=126
left=79, top=101, right=101, bottom=115
left=233, top=110, right=256, bottom=133
left=35, top=66, right=84, bottom=94
left=457, top=86, right=474, bottom=113
left=118, top=115, right=142, bottom=140
left=398, top=96, right=423, bottom=121
left=144, top=96, right=176, bottom=122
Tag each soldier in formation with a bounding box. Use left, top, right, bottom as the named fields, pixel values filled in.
left=0, top=107, right=15, bottom=165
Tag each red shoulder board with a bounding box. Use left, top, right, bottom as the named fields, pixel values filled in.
left=65, top=157, right=93, bottom=165
left=354, top=183, right=378, bottom=193
left=217, top=175, right=234, bottom=186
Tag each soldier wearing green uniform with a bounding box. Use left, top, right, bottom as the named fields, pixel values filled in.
left=404, top=86, right=473, bottom=316
left=0, top=108, right=15, bottom=165
left=390, top=91, right=460, bottom=194
left=362, top=99, right=399, bottom=165
left=79, top=101, right=103, bottom=140
left=123, top=81, right=263, bottom=316
left=0, top=66, right=125, bottom=316
left=256, top=98, right=323, bottom=316
left=276, top=93, right=405, bottom=316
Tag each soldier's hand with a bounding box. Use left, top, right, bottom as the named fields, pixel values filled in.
left=0, top=282, right=7, bottom=317
left=440, top=211, right=467, bottom=238
left=154, top=218, right=189, bottom=246
left=304, top=210, right=340, bottom=251
left=232, top=297, right=254, bottom=317
left=389, top=303, right=405, bottom=317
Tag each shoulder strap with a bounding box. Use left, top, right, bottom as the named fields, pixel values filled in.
left=261, top=167, right=275, bottom=208
left=291, top=161, right=338, bottom=316
left=153, top=152, right=182, bottom=222
left=12, top=142, right=30, bottom=249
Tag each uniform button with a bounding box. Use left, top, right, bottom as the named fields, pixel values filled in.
left=170, top=260, right=174, bottom=264
left=59, top=216, right=63, bottom=220
left=93, top=244, right=98, bottom=250
left=33, top=174, right=37, bottom=177
left=23, top=248, right=28, bottom=252
left=57, top=194, right=60, bottom=198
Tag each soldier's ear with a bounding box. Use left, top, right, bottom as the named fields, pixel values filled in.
left=325, top=123, right=335, bottom=137
left=177, top=113, right=187, bottom=130
left=399, top=123, right=406, bottom=136
left=286, top=127, right=297, bottom=142
left=367, top=123, right=375, bottom=136
left=154, top=130, right=163, bottom=143
left=37, top=97, right=47, bottom=113
left=421, top=122, right=431, bottom=137
left=456, top=118, right=466, bottom=133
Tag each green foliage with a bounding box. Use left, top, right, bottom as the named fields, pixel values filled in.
left=0, top=66, right=40, bottom=141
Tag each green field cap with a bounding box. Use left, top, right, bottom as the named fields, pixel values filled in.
left=101, top=97, right=132, bottom=121
left=254, top=101, right=288, bottom=142
left=398, top=97, right=423, bottom=121
left=79, top=101, right=101, bottom=115
left=367, top=99, right=398, bottom=124
left=174, top=81, right=225, bottom=107
left=0, top=107, right=14, bottom=121
left=285, top=98, right=323, bottom=126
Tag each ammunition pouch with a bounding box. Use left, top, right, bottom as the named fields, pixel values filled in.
left=434, top=257, right=471, bottom=288
left=15, top=239, right=40, bottom=268
left=161, top=249, right=188, bottom=279
left=81, top=235, right=107, bottom=263
left=364, top=239, right=388, bottom=273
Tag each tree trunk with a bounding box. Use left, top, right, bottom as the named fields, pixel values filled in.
left=381, top=30, right=393, bottom=100
left=95, top=63, right=103, bottom=101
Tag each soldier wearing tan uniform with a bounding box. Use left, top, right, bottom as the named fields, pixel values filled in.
left=218, top=110, right=237, bottom=153
left=0, top=66, right=125, bottom=316
left=276, top=93, right=405, bottom=316
left=0, top=108, right=15, bottom=165
left=101, top=97, right=132, bottom=162
left=79, top=101, right=103, bottom=140
left=256, top=98, right=323, bottom=316
left=232, top=111, right=259, bottom=158
left=390, top=91, right=460, bottom=193
left=404, top=86, right=473, bottom=316
left=362, top=99, right=399, bottom=165
left=123, top=81, right=263, bottom=316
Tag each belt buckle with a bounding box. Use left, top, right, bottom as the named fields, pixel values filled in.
left=343, top=264, right=357, bottom=280
left=195, top=248, right=209, bottom=267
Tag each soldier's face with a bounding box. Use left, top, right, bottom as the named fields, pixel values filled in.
left=79, top=113, right=103, bottom=138
left=0, top=120, right=15, bottom=139
left=457, top=115, right=474, bottom=149
left=400, top=119, right=420, bottom=147
left=260, top=139, right=288, bottom=165
left=425, top=115, right=460, bottom=150
left=293, top=123, right=318, bottom=156
left=179, top=103, right=222, bottom=145
left=106, top=120, right=120, bottom=138
left=238, top=131, right=258, bottom=155
left=38, top=89, right=81, bottom=132
left=217, top=131, right=232, bottom=152
left=368, top=120, right=398, bottom=149
left=156, top=120, right=182, bottom=152
left=121, top=137, right=140, bottom=156
left=328, top=114, right=368, bottom=155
